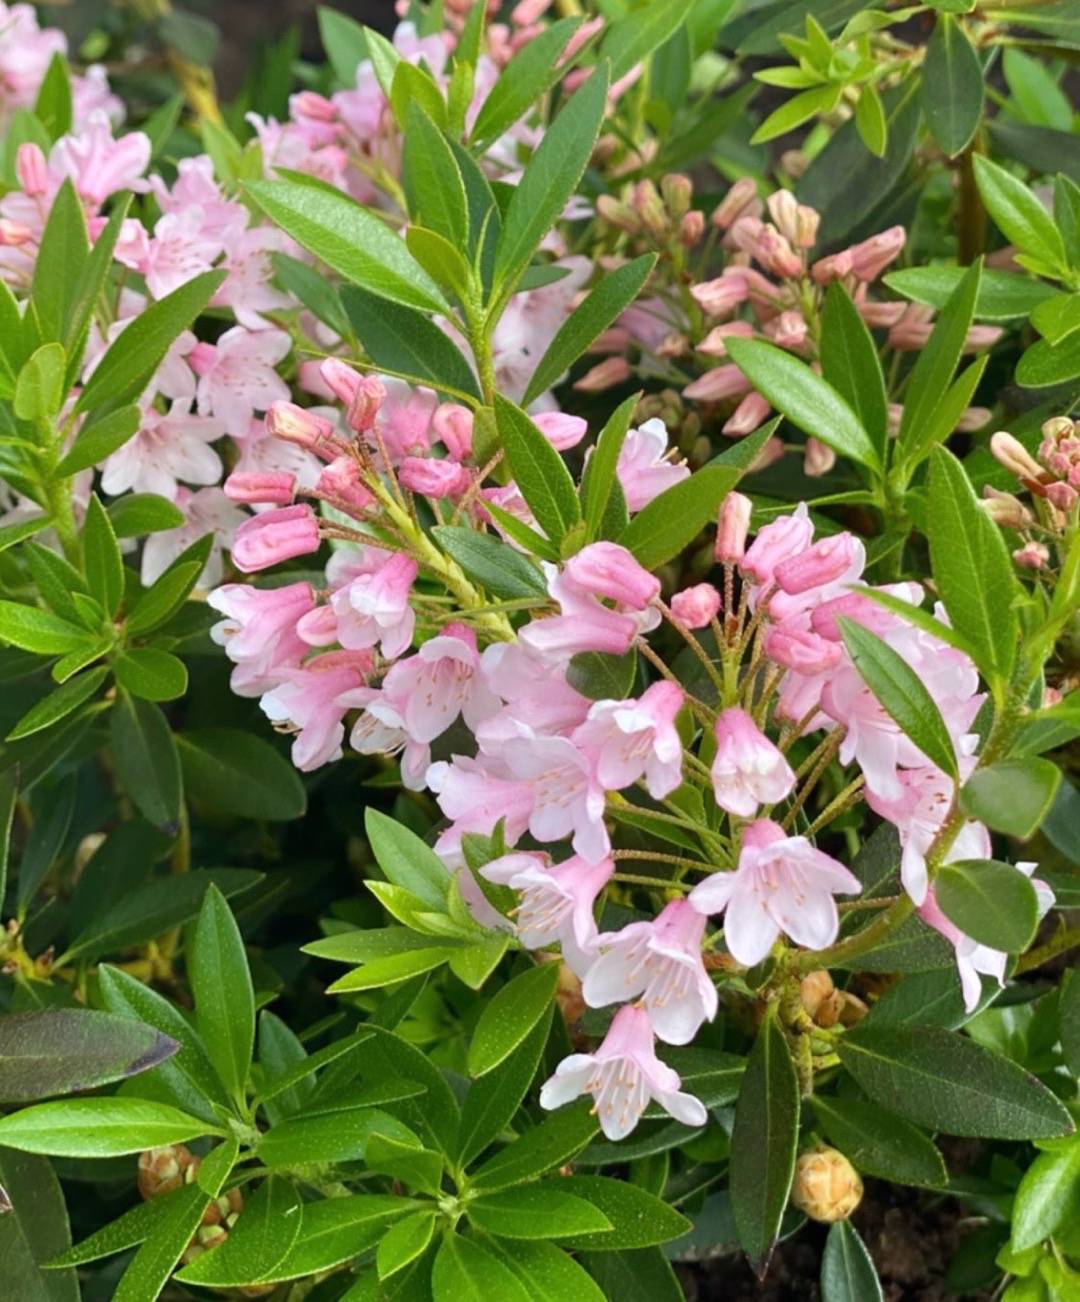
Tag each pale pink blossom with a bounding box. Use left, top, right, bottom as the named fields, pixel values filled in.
left=193, top=327, right=291, bottom=437
left=741, top=503, right=813, bottom=586
left=690, top=819, right=861, bottom=966
left=330, top=550, right=418, bottom=660
left=141, top=487, right=246, bottom=589
left=100, top=402, right=224, bottom=499
left=117, top=207, right=223, bottom=300
left=260, top=650, right=372, bottom=771
left=540, top=1003, right=707, bottom=1140
left=427, top=754, right=535, bottom=859
left=583, top=899, right=716, bottom=1045
left=710, top=709, right=796, bottom=818
left=574, top=681, right=684, bottom=799
left=214, top=224, right=295, bottom=329
left=615, top=419, right=689, bottom=512
left=208, top=581, right=314, bottom=696
left=51, top=112, right=150, bottom=207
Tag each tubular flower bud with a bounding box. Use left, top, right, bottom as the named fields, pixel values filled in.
left=981, top=487, right=1033, bottom=530
left=266, top=401, right=342, bottom=461
left=223, top=471, right=296, bottom=506
left=715, top=491, right=752, bottom=563
left=711, top=177, right=762, bottom=230
left=346, top=376, right=386, bottom=434
left=231, top=504, right=321, bottom=573
left=791, top=1147, right=864, bottom=1223
left=661, top=173, right=693, bottom=218
left=573, top=357, right=631, bottom=392
left=433, top=403, right=473, bottom=460
left=15, top=142, right=48, bottom=196
left=990, top=430, right=1043, bottom=483
left=670, top=583, right=721, bottom=629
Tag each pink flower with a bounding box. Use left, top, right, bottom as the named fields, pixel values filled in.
left=140, top=487, right=245, bottom=589
left=573, top=681, right=684, bottom=799
left=710, top=709, right=796, bottom=818
left=740, top=503, right=813, bottom=586
left=208, top=581, right=314, bottom=697
left=374, top=379, right=438, bottom=462
left=482, top=851, right=612, bottom=976
left=563, top=542, right=660, bottom=611
left=99, top=401, right=224, bottom=499
left=214, top=224, right=295, bottom=330
left=260, top=650, right=371, bottom=771
left=765, top=624, right=844, bottom=675
left=774, top=533, right=862, bottom=595
left=539, top=1003, right=708, bottom=1140
left=690, top=819, right=861, bottom=966
left=194, top=327, right=291, bottom=438
left=52, top=112, right=150, bottom=207
left=615, top=419, right=689, bottom=512
left=231, top=504, right=320, bottom=573
left=433, top=403, right=473, bottom=460
left=322, top=551, right=417, bottom=660
left=119, top=207, right=224, bottom=300
left=533, top=410, right=588, bottom=451
left=381, top=622, right=500, bottom=747
left=520, top=557, right=658, bottom=663
left=427, top=754, right=535, bottom=859
left=583, top=900, right=717, bottom=1045
left=670, top=583, right=720, bottom=629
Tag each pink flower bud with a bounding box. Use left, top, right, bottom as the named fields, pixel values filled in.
left=765, top=624, right=843, bottom=674
left=697, top=321, right=755, bottom=358
left=399, top=456, right=471, bottom=498
left=591, top=327, right=631, bottom=354
left=266, top=401, right=343, bottom=461
left=754, top=226, right=803, bottom=279
left=956, top=406, right=991, bottom=432
left=981, top=487, right=1033, bottom=529
left=1013, top=542, right=1049, bottom=570
left=346, top=375, right=386, bottom=434
left=1046, top=480, right=1078, bottom=512
left=316, top=456, right=376, bottom=512
left=433, top=403, right=473, bottom=461
left=680, top=211, right=705, bottom=246
left=187, top=342, right=217, bottom=376
left=683, top=364, right=751, bottom=402
left=803, top=437, right=836, bottom=478
left=963, top=324, right=1004, bottom=352
left=564, top=541, right=660, bottom=610
left=856, top=295, right=907, bottom=329
left=573, top=357, right=631, bottom=392
left=533, top=410, right=587, bottom=450
left=811, top=592, right=899, bottom=642
left=563, top=15, right=603, bottom=61
left=0, top=218, right=32, bottom=246
left=722, top=391, right=772, bottom=437
left=712, top=177, right=762, bottom=230
left=291, top=91, right=338, bottom=122
left=810, top=249, right=854, bottom=285
left=223, top=471, right=297, bottom=506
left=888, top=305, right=934, bottom=351
left=741, top=506, right=813, bottom=585
left=990, top=431, right=1043, bottom=483
left=231, top=505, right=320, bottom=573
left=670, top=583, right=721, bottom=629
left=16, top=142, right=48, bottom=197
left=690, top=268, right=751, bottom=317
left=763, top=310, right=808, bottom=350
left=849, top=225, right=906, bottom=281
left=319, top=358, right=362, bottom=407
left=715, top=492, right=752, bottom=563
left=775, top=533, right=859, bottom=595
left=512, top=0, right=551, bottom=24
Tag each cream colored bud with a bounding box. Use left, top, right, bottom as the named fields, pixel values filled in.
left=990, top=430, right=1043, bottom=482
left=799, top=970, right=835, bottom=1019
left=791, top=1146, right=863, bottom=1222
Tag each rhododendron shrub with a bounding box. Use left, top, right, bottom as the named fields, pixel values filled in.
left=0, top=3, right=1078, bottom=1301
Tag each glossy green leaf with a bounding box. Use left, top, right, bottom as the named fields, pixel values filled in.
left=959, top=758, right=1062, bottom=839
left=366, top=807, right=450, bottom=911
left=618, top=461, right=744, bottom=570
left=469, top=1184, right=612, bottom=1240
left=470, top=18, right=583, bottom=148
left=470, top=1100, right=599, bottom=1191
left=402, top=102, right=467, bottom=247
left=431, top=525, right=546, bottom=601
left=108, top=493, right=185, bottom=538
left=257, top=1107, right=417, bottom=1169
left=377, top=1211, right=436, bottom=1281
left=812, top=1095, right=946, bottom=1186
left=838, top=1026, right=1074, bottom=1138
left=1016, top=331, right=1080, bottom=389
left=14, top=342, right=66, bottom=422
left=114, top=649, right=187, bottom=702
left=112, top=1183, right=210, bottom=1302
left=177, top=728, right=306, bottom=821
left=317, top=5, right=370, bottom=84
left=433, top=1233, right=532, bottom=1302
left=495, top=393, right=581, bottom=542
left=124, top=559, right=206, bottom=637
left=242, top=1195, right=414, bottom=1284
left=581, top=1247, right=682, bottom=1302
left=821, top=1220, right=883, bottom=1302
left=468, top=962, right=559, bottom=1076
left=0, top=1147, right=79, bottom=1302
left=1061, top=970, right=1080, bottom=1080
left=172, top=1177, right=303, bottom=1286
left=884, top=265, right=1058, bottom=322
left=0, top=601, right=94, bottom=655
left=0, top=1098, right=220, bottom=1156
left=580, top=393, right=638, bottom=543
left=29, top=181, right=86, bottom=347
left=973, top=154, right=1066, bottom=270
left=82, top=494, right=124, bottom=619
left=567, top=649, right=637, bottom=701
left=921, top=14, right=984, bottom=156
left=820, top=280, right=887, bottom=460
left=6, top=666, right=109, bottom=741
left=55, top=405, right=140, bottom=477
left=936, top=859, right=1040, bottom=951
left=555, top=1175, right=691, bottom=1250
left=729, top=1006, right=799, bottom=1267
left=1011, top=1136, right=1080, bottom=1251
left=109, top=690, right=182, bottom=826
left=191, top=884, right=255, bottom=1105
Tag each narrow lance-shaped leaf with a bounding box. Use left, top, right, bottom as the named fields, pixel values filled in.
left=920, top=13, right=985, bottom=157
left=820, top=280, right=888, bottom=462
left=190, top=884, right=255, bottom=1106
left=494, top=393, right=581, bottom=542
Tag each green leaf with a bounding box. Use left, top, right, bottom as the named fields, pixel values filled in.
left=457, top=1005, right=554, bottom=1168
left=0, top=1147, right=79, bottom=1302
left=0, top=1009, right=177, bottom=1103
left=367, top=1132, right=444, bottom=1194
left=522, top=255, right=656, bottom=406
left=29, top=180, right=86, bottom=349
left=431, top=526, right=546, bottom=601
left=14, top=342, right=66, bottom=422
left=973, top=154, right=1066, bottom=271
left=171, top=1177, right=303, bottom=1287
left=33, top=53, right=72, bottom=141
left=935, top=859, right=1040, bottom=951
left=191, top=884, right=255, bottom=1106
left=111, top=1184, right=211, bottom=1302
left=837, top=618, right=958, bottom=779
left=404, top=225, right=474, bottom=302
left=811, top=1095, right=946, bottom=1187
left=1011, top=1136, right=1080, bottom=1252
left=921, top=14, right=984, bottom=156
left=257, top=1107, right=418, bottom=1169
left=377, top=1211, right=435, bottom=1280
left=1061, top=970, right=1080, bottom=1079
left=581, top=1247, right=682, bottom=1302
left=55, top=405, right=141, bottom=477
left=272, top=249, right=353, bottom=339
left=356, top=1025, right=461, bottom=1156
left=729, top=1005, right=800, bottom=1268
left=45, top=1194, right=167, bottom=1269
left=114, top=648, right=187, bottom=702
left=468, top=962, right=560, bottom=1076
left=554, top=1175, right=691, bottom=1250
left=244, top=177, right=446, bottom=313
left=581, top=393, right=639, bottom=543
left=470, top=1100, right=599, bottom=1191
left=125, top=560, right=205, bottom=637
left=110, top=691, right=182, bottom=826
left=317, top=5, right=370, bottom=85
left=1016, top=331, right=1080, bottom=389
left=495, top=63, right=609, bottom=289
left=82, top=495, right=124, bottom=619
left=725, top=336, right=881, bottom=473
left=567, top=649, right=637, bottom=701
left=366, top=807, right=450, bottom=911
left=6, top=666, right=108, bottom=741
left=0, top=601, right=95, bottom=655
left=821, top=1220, right=883, bottom=1302
left=884, top=265, right=1058, bottom=322
left=341, top=285, right=481, bottom=401
left=959, top=758, right=1062, bottom=839
left=433, top=1233, right=532, bottom=1302
left=470, top=1184, right=612, bottom=1240
left=820, top=281, right=888, bottom=461
left=177, top=728, right=306, bottom=821
left=0, top=516, right=52, bottom=558
left=602, top=0, right=691, bottom=80
left=325, top=947, right=456, bottom=992
left=108, top=493, right=185, bottom=538
left=495, top=393, right=581, bottom=542
left=77, top=271, right=226, bottom=414
left=0, top=771, right=15, bottom=906
left=854, top=82, right=887, bottom=156
left=402, top=102, right=468, bottom=247
left=618, top=461, right=743, bottom=570
left=927, top=447, right=1019, bottom=684
left=837, top=1025, right=1074, bottom=1139
left=470, top=18, right=583, bottom=147
left=0, top=1098, right=220, bottom=1156
left=751, top=83, right=842, bottom=144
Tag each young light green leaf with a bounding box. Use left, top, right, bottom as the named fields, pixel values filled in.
left=921, top=14, right=984, bottom=156
left=468, top=962, right=559, bottom=1077
left=0, top=1098, right=220, bottom=1157
left=884, top=265, right=1057, bottom=321
left=838, top=618, right=958, bottom=779
left=959, top=758, right=1062, bottom=839
left=725, top=336, right=881, bottom=473
left=29, top=180, right=86, bottom=346
left=973, top=154, right=1066, bottom=270
left=14, top=341, right=66, bottom=422
left=751, top=83, right=842, bottom=144
left=317, top=5, right=370, bottom=85
left=854, top=82, right=887, bottom=156
left=522, top=254, right=656, bottom=407
left=820, top=280, right=888, bottom=461
left=580, top=393, right=639, bottom=543
left=6, top=666, right=109, bottom=741
left=244, top=177, right=447, bottom=313
left=495, top=393, right=581, bottom=542
left=191, top=884, right=255, bottom=1106
left=935, top=859, right=1040, bottom=951
left=365, top=807, right=450, bottom=911
left=0, top=601, right=95, bottom=655
left=470, top=18, right=583, bottom=148
left=82, top=495, right=124, bottom=619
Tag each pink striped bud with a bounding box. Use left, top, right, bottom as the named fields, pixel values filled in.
left=775, top=533, right=859, bottom=595
left=573, top=357, right=631, bottom=392
left=0, top=218, right=33, bottom=246
left=981, top=487, right=1033, bottom=529
left=223, top=471, right=296, bottom=506
left=319, top=358, right=362, bottom=407
left=680, top=211, right=705, bottom=246
left=1013, top=542, right=1049, bottom=570
left=683, top=364, right=750, bottom=402
left=231, top=505, right=320, bottom=573
left=804, top=438, right=836, bottom=478
left=512, top=0, right=551, bottom=24
left=754, top=226, right=803, bottom=279
left=741, top=507, right=813, bottom=585
left=564, top=541, right=660, bottom=610
left=433, top=403, right=473, bottom=460
left=399, top=456, right=471, bottom=498
left=715, top=492, right=752, bottom=563
left=266, top=401, right=342, bottom=461
left=765, top=624, right=843, bottom=675
left=16, top=142, right=48, bottom=197
left=763, top=310, right=808, bottom=350
left=722, top=391, right=771, bottom=437
left=990, top=431, right=1043, bottom=483
left=1046, top=480, right=1078, bottom=512
left=849, top=226, right=906, bottom=281
left=698, top=321, right=755, bottom=358
left=291, top=91, right=338, bottom=122
left=964, top=324, right=1004, bottom=352
left=810, top=249, right=854, bottom=285
left=711, top=177, right=762, bottom=230
left=316, top=456, right=376, bottom=512
left=670, top=583, right=721, bottom=629
left=690, top=269, right=750, bottom=317
left=346, top=375, right=386, bottom=433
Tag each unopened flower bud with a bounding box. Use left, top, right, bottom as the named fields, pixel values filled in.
left=320, top=357, right=362, bottom=407
left=346, top=375, right=386, bottom=434
left=670, top=583, right=721, bottom=629
left=231, top=504, right=321, bottom=573
left=316, top=456, right=376, bottom=512
left=138, top=1146, right=195, bottom=1201
left=791, top=1147, right=863, bottom=1223
left=690, top=269, right=751, bottom=317
left=266, top=401, right=342, bottom=461
left=632, top=180, right=668, bottom=239
left=715, top=491, right=752, bottom=563
left=799, top=970, right=834, bottom=1019
left=755, top=226, right=803, bottom=279
left=723, top=391, right=772, bottom=438
left=679, top=210, right=705, bottom=246
left=596, top=194, right=640, bottom=234
left=775, top=533, right=859, bottom=595
left=564, top=541, right=660, bottom=610
left=291, top=90, right=337, bottom=123
left=982, top=487, right=1033, bottom=529
left=990, top=430, right=1043, bottom=483
left=711, top=177, right=761, bottom=230
left=1046, top=480, right=1079, bottom=512
left=1014, top=541, right=1050, bottom=569
left=223, top=471, right=296, bottom=506
left=573, top=357, right=631, bottom=392
left=698, top=321, right=755, bottom=359
left=849, top=225, right=906, bottom=281
left=764, top=624, right=843, bottom=675
left=682, top=364, right=750, bottom=402
left=15, top=142, right=48, bottom=197
left=780, top=148, right=809, bottom=179
left=433, top=403, right=473, bottom=460
left=399, top=455, right=471, bottom=499
left=803, top=437, right=836, bottom=478
left=661, top=173, right=692, bottom=218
